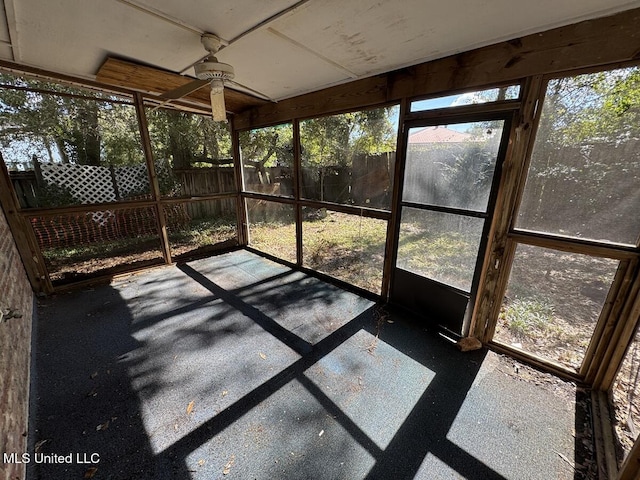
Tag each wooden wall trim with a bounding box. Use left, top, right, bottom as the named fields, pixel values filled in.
left=470, top=75, right=544, bottom=340
left=134, top=92, right=172, bottom=265
left=0, top=155, right=52, bottom=294
left=235, top=7, right=640, bottom=130
left=235, top=75, right=390, bottom=130
left=617, top=433, right=640, bottom=480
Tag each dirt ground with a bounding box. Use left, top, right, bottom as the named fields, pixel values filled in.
left=493, top=245, right=619, bottom=370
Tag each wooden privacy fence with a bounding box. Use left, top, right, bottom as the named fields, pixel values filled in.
left=516, top=140, right=640, bottom=242
left=243, top=152, right=395, bottom=207
left=172, top=167, right=235, bottom=196
left=352, top=152, right=395, bottom=207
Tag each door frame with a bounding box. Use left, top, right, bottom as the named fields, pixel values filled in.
left=389, top=110, right=515, bottom=337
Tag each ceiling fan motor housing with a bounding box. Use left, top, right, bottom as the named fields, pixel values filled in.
left=195, top=57, right=235, bottom=81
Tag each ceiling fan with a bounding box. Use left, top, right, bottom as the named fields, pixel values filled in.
left=158, top=33, right=235, bottom=122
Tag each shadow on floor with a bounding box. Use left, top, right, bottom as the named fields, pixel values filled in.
left=29, top=250, right=592, bottom=479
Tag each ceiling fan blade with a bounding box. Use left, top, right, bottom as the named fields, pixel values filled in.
left=159, top=78, right=210, bottom=100
left=97, top=58, right=269, bottom=114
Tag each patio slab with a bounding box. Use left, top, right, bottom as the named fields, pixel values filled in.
left=28, top=250, right=593, bottom=479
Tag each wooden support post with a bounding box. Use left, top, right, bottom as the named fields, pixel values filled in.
left=470, top=75, right=544, bottom=342
left=0, top=153, right=52, bottom=294
left=32, top=155, right=43, bottom=188
left=133, top=93, right=172, bottom=265
left=292, top=119, right=303, bottom=267
left=108, top=164, right=121, bottom=200
left=618, top=434, right=640, bottom=480
left=230, top=117, right=247, bottom=246
left=381, top=98, right=408, bottom=301
left=585, top=261, right=640, bottom=386
left=591, top=390, right=619, bottom=480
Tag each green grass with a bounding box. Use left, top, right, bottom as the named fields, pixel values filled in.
left=249, top=211, right=387, bottom=293
left=500, top=298, right=555, bottom=339
left=303, top=212, right=387, bottom=293
left=397, top=228, right=479, bottom=291
left=249, top=220, right=297, bottom=263
left=42, top=234, right=159, bottom=262
left=168, top=218, right=236, bottom=246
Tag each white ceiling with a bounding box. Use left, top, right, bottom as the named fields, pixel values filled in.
left=2, top=0, right=640, bottom=102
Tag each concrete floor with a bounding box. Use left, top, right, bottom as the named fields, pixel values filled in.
left=29, top=250, right=593, bottom=479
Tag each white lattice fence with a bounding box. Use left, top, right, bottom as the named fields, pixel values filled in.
left=32, top=162, right=190, bottom=250
left=40, top=164, right=116, bottom=204
left=114, top=164, right=150, bottom=197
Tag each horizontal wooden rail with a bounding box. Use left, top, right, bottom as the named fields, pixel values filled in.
left=20, top=192, right=240, bottom=217
left=241, top=191, right=392, bottom=220
left=509, top=231, right=639, bottom=260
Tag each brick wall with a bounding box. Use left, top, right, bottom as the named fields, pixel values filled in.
left=0, top=204, right=34, bottom=480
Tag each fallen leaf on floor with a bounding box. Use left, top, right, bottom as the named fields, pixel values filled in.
left=186, top=401, right=195, bottom=415
left=84, top=467, right=98, bottom=478
left=90, top=372, right=98, bottom=379
left=259, top=352, right=267, bottom=360
left=96, top=421, right=109, bottom=431
left=554, top=450, right=576, bottom=470
left=223, top=454, right=235, bottom=475
left=198, top=459, right=205, bottom=466
left=222, top=390, right=228, bottom=397
left=34, top=439, right=49, bottom=453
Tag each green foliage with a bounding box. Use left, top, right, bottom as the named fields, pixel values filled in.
left=540, top=67, right=640, bottom=147
left=168, top=218, right=236, bottom=246
left=37, top=182, right=76, bottom=207
left=519, top=66, right=640, bottom=241
left=300, top=106, right=398, bottom=167
left=0, top=72, right=144, bottom=166
left=239, top=123, right=293, bottom=168
left=437, top=140, right=497, bottom=206
left=100, top=104, right=145, bottom=166
left=147, top=109, right=232, bottom=169
left=501, top=298, right=555, bottom=338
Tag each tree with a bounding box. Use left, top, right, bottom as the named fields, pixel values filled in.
left=0, top=73, right=144, bottom=167
left=541, top=68, right=640, bottom=147
left=146, top=109, right=232, bottom=170
left=239, top=124, right=294, bottom=182
left=298, top=107, right=398, bottom=202
left=519, top=66, right=640, bottom=241
left=300, top=107, right=397, bottom=167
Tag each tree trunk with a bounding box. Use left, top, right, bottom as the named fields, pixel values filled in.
left=54, top=137, right=69, bottom=164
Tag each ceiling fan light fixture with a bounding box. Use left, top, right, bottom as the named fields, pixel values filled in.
left=210, top=81, right=227, bottom=122
left=194, top=55, right=234, bottom=122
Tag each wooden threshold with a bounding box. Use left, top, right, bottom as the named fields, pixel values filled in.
left=592, top=389, right=620, bottom=480
left=488, top=340, right=583, bottom=383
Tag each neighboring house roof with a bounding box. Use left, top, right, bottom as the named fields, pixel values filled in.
left=408, top=126, right=472, bottom=143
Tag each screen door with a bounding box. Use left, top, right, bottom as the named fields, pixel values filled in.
left=391, top=116, right=510, bottom=334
